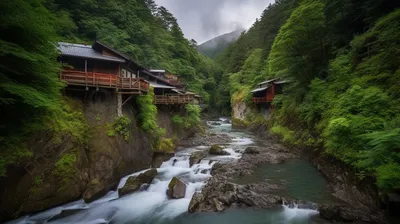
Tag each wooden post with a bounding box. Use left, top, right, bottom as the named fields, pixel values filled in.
left=85, top=59, right=88, bottom=85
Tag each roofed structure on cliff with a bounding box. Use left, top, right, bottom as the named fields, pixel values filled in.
left=250, top=78, right=288, bottom=104
left=57, top=41, right=200, bottom=105
left=149, top=69, right=186, bottom=90
left=57, top=41, right=149, bottom=95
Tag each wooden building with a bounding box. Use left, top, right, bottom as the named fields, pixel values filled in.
left=139, top=68, right=197, bottom=105
left=58, top=41, right=199, bottom=106
left=149, top=69, right=186, bottom=90
left=58, top=41, right=149, bottom=95
left=251, top=78, right=287, bottom=105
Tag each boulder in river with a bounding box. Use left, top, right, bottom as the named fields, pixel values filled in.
left=319, top=204, right=388, bottom=223
left=210, top=122, right=222, bottom=126
left=83, top=178, right=107, bottom=203
left=167, top=177, right=186, bottom=199
left=209, top=145, right=229, bottom=155
left=152, top=152, right=174, bottom=168
left=118, top=169, right=158, bottom=197
left=189, top=177, right=283, bottom=213
left=189, top=150, right=208, bottom=167
left=244, top=146, right=260, bottom=154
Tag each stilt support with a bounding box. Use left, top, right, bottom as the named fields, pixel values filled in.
left=117, top=93, right=122, bottom=117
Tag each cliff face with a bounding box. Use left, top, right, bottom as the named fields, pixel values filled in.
left=0, top=90, right=186, bottom=221
left=231, top=100, right=251, bottom=128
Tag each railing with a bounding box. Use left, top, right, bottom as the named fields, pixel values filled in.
left=60, top=70, right=149, bottom=93
left=154, top=94, right=195, bottom=105
left=252, top=95, right=274, bottom=103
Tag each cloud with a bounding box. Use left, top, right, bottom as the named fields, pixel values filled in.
left=154, top=0, right=274, bottom=43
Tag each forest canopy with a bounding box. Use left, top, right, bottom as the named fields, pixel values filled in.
left=216, top=0, right=400, bottom=192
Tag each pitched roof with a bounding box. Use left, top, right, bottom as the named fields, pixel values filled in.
left=250, top=87, right=269, bottom=93
left=57, top=42, right=125, bottom=63
left=149, top=81, right=175, bottom=89
left=258, top=78, right=280, bottom=86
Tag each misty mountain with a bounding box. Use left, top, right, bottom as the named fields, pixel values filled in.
left=198, top=29, right=245, bottom=59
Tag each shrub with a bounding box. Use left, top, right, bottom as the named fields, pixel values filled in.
left=54, top=151, right=77, bottom=183
left=107, top=116, right=132, bottom=141
left=270, top=125, right=296, bottom=144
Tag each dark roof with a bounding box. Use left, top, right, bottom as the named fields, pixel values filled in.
left=57, top=42, right=125, bottom=63
left=92, top=41, right=130, bottom=60
left=250, top=87, right=269, bottom=93
left=140, top=70, right=173, bottom=87
left=93, top=41, right=147, bottom=70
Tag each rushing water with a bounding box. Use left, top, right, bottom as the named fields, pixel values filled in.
left=6, top=118, right=334, bottom=224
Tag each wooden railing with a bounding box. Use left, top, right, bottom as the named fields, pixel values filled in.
left=60, top=70, right=149, bottom=93
left=154, top=94, right=195, bottom=105
left=252, top=95, right=274, bottom=103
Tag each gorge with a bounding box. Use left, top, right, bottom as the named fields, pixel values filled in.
left=1, top=0, right=399, bottom=223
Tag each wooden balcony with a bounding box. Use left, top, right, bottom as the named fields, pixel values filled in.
left=154, top=94, right=195, bottom=105
left=252, top=95, right=274, bottom=104
left=60, top=70, right=149, bottom=94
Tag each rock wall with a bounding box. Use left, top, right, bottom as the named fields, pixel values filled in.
left=249, top=122, right=384, bottom=214
left=0, top=90, right=187, bottom=221
left=231, top=100, right=251, bottom=128
left=310, top=153, right=383, bottom=212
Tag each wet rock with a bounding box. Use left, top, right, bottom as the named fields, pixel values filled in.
left=83, top=179, right=107, bottom=203
left=189, top=176, right=283, bottom=213
left=152, top=152, right=174, bottom=168
left=167, top=177, right=186, bottom=199
left=244, top=146, right=260, bottom=154
left=319, top=204, right=388, bottom=223
left=210, top=122, right=222, bottom=126
left=179, top=133, right=232, bottom=147
left=189, top=150, right=208, bottom=167
left=189, top=192, right=203, bottom=212
left=209, top=145, right=229, bottom=155
left=118, top=169, right=157, bottom=197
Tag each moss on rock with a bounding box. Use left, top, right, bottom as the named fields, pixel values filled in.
left=209, top=145, right=229, bottom=155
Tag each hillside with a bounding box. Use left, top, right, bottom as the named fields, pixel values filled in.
left=198, top=29, right=244, bottom=59
left=216, top=0, right=400, bottom=193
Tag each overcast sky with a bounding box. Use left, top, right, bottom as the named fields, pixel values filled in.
left=154, top=0, right=274, bottom=44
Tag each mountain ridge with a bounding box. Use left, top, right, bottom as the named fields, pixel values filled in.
left=198, top=29, right=245, bottom=59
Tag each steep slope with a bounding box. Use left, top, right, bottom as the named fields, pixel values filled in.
left=217, top=0, right=400, bottom=195
left=198, top=29, right=245, bottom=59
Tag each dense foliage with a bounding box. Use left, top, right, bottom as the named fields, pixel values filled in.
left=136, top=87, right=165, bottom=137
left=0, top=0, right=214, bottom=176
left=48, top=0, right=220, bottom=102
left=0, top=0, right=88, bottom=176
left=214, top=0, right=299, bottom=113
left=218, top=0, right=400, bottom=192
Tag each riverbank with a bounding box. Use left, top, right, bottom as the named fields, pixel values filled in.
left=4, top=119, right=389, bottom=224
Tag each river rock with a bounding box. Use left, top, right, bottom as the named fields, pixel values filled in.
left=167, top=177, right=186, bottom=199
left=189, top=176, right=283, bottom=213
left=118, top=169, right=157, bottom=197
left=244, top=146, right=260, bottom=154
left=210, top=122, right=222, bottom=126
left=209, top=145, right=229, bottom=155
left=319, top=204, right=388, bottom=223
left=152, top=152, right=174, bottom=168
left=83, top=178, right=107, bottom=203
left=189, top=150, right=208, bottom=167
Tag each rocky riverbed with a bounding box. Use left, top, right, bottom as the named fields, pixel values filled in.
left=4, top=120, right=389, bottom=224
left=184, top=121, right=388, bottom=224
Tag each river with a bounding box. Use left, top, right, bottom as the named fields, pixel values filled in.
left=7, top=119, right=336, bottom=224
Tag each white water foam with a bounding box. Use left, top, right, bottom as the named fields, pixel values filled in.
left=6, top=119, right=319, bottom=224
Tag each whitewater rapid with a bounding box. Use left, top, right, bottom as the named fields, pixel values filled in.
left=7, top=120, right=320, bottom=224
